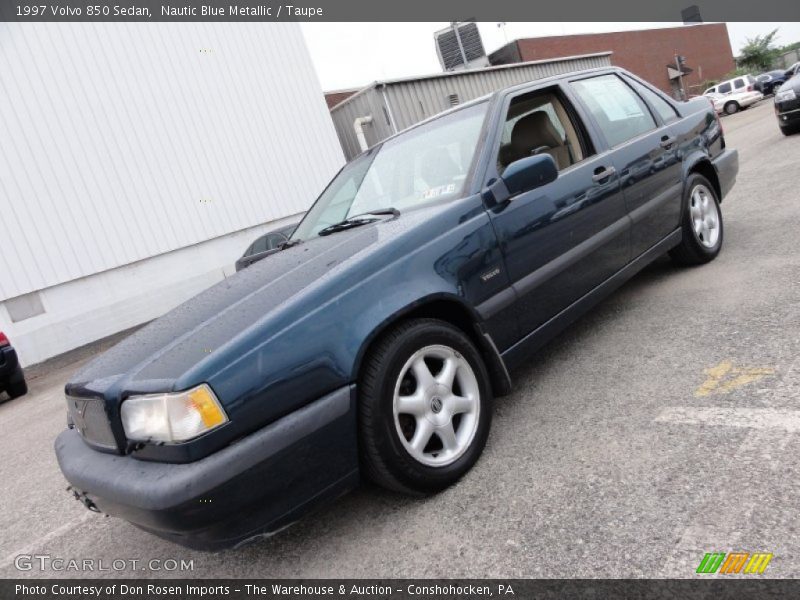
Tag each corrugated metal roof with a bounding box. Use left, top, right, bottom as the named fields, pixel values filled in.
left=330, top=52, right=613, bottom=159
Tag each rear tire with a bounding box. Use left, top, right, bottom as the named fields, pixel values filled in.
left=6, top=372, right=27, bottom=399
left=669, top=174, right=723, bottom=266
left=358, top=318, right=492, bottom=495
left=724, top=101, right=739, bottom=115
left=780, top=124, right=799, bottom=136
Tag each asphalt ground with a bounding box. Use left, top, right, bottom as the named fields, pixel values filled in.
left=1, top=99, right=798, bottom=579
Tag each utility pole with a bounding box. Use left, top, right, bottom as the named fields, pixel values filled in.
left=497, top=22, right=508, bottom=45
left=675, top=52, right=687, bottom=100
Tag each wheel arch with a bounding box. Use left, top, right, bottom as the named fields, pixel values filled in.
left=352, top=294, right=512, bottom=398
left=685, top=156, right=722, bottom=203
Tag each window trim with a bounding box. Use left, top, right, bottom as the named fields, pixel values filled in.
left=620, top=73, right=681, bottom=125
left=481, top=83, right=596, bottom=184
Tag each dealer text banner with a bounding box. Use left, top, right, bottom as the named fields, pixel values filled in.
left=6, top=580, right=800, bottom=600
left=1, top=0, right=799, bottom=21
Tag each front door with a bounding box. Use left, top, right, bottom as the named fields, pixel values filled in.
left=484, top=85, right=630, bottom=339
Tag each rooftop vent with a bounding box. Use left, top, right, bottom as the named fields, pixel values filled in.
left=434, top=22, right=490, bottom=72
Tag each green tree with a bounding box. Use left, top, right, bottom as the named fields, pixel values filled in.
left=738, top=29, right=780, bottom=72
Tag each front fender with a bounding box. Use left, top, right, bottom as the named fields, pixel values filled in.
left=188, top=196, right=505, bottom=441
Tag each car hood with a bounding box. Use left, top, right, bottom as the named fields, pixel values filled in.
left=67, top=213, right=419, bottom=398
left=66, top=203, right=470, bottom=399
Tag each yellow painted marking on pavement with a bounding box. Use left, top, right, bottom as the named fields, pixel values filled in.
left=695, top=361, right=775, bottom=397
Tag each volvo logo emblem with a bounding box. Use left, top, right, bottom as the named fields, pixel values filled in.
left=430, top=397, right=443, bottom=414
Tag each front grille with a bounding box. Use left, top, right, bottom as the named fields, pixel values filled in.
left=66, top=396, right=118, bottom=451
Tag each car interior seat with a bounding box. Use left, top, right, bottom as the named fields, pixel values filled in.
left=499, top=111, right=571, bottom=171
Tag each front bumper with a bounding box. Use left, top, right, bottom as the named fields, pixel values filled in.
left=55, top=385, right=359, bottom=550
left=711, top=148, right=739, bottom=201
left=776, top=107, right=800, bottom=127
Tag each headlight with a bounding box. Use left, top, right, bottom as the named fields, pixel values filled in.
left=120, top=384, right=228, bottom=443
left=775, top=88, right=796, bottom=103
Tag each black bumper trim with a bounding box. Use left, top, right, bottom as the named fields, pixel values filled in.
left=55, top=384, right=351, bottom=512
left=711, top=148, right=738, bottom=201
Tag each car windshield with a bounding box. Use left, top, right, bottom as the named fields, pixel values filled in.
left=291, top=101, right=489, bottom=241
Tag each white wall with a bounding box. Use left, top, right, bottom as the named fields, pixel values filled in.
left=0, top=22, right=344, bottom=302
left=0, top=22, right=345, bottom=365
left=0, top=216, right=299, bottom=366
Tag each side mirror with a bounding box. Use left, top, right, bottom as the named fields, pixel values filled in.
left=483, top=153, right=558, bottom=207
left=495, top=153, right=558, bottom=200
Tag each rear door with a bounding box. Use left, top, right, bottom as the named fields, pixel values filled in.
left=567, top=73, right=683, bottom=257
left=482, top=83, right=630, bottom=338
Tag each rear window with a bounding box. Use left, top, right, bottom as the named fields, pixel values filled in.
left=733, top=79, right=745, bottom=89
left=570, top=74, right=656, bottom=147
left=626, top=78, right=679, bottom=123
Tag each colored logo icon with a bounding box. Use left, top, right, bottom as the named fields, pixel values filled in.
left=696, top=552, right=773, bottom=574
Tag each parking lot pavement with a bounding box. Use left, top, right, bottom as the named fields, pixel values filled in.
left=1, top=101, right=798, bottom=579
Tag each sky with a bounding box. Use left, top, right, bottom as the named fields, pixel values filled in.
left=300, top=22, right=800, bottom=91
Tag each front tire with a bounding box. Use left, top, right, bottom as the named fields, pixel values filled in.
left=358, top=318, right=492, bottom=494
left=669, top=174, right=723, bottom=266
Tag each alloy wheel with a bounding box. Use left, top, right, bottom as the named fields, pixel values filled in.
left=689, top=184, right=720, bottom=248
left=392, top=344, right=480, bottom=467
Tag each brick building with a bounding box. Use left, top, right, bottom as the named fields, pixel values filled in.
left=324, top=87, right=360, bottom=109
left=489, top=23, right=735, bottom=97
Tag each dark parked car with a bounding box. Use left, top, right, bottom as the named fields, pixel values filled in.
left=775, top=73, right=800, bottom=135
left=0, top=331, right=27, bottom=400
left=234, top=221, right=299, bottom=271
left=755, top=70, right=787, bottom=95
left=55, top=67, right=738, bottom=550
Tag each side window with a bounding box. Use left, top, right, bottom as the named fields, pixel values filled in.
left=718, top=82, right=732, bottom=94
left=570, top=74, right=656, bottom=147
left=627, top=78, right=680, bottom=124
left=704, top=86, right=716, bottom=95
left=733, top=78, right=745, bottom=89
left=496, top=87, right=591, bottom=174
left=265, top=234, right=284, bottom=250
left=250, top=235, right=268, bottom=255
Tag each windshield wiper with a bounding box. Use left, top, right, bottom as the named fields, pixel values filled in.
left=317, top=207, right=400, bottom=237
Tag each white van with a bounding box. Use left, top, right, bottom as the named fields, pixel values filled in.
left=703, top=74, right=763, bottom=114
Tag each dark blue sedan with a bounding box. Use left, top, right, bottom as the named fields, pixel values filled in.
left=56, top=67, right=738, bottom=550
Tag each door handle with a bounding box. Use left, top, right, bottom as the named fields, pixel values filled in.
left=592, top=166, right=616, bottom=183
left=660, top=135, right=677, bottom=149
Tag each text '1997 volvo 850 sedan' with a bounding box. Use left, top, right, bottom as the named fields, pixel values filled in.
left=55, top=67, right=738, bottom=550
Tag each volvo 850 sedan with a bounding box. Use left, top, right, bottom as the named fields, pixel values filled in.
left=56, top=67, right=738, bottom=550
